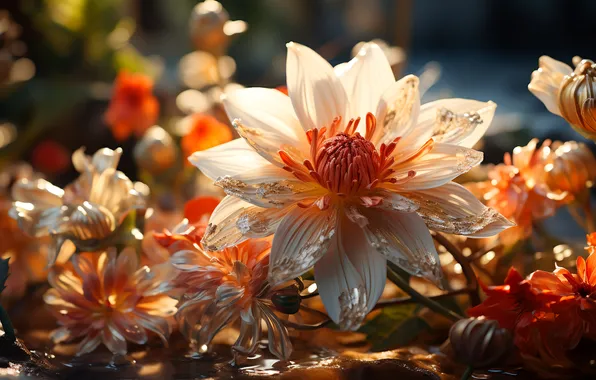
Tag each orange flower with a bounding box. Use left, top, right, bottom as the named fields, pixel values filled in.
left=180, top=113, right=232, bottom=160
left=183, top=195, right=220, bottom=224
left=105, top=72, right=159, bottom=141
left=275, top=86, right=288, bottom=95
left=168, top=236, right=293, bottom=360
left=43, top=248, right=177, bottom=356
left=31, top=140, right=70, bottom=175
left=528, top=247, right=596, bottom=350
left=467, top=139, right=558, bottom=244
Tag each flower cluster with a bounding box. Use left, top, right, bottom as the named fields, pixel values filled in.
left=467, top=138, right=596, bottom=245
left=190, top=42, right=512, bottom=330
left=469, top=233, right=596, bottom=364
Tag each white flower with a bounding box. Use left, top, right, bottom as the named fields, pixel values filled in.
left=190, top=42, right=513, bottom=330
left=10, top=147, right=148, bottom=264
left=528, top=55, right=573, bottom=116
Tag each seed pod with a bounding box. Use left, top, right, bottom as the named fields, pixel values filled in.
left=557, top=59, right=596, bottom=139
left=189, top=1, right=246, bottom=57
left=271, top=286, right=301, bottom=315
left=448, top=317, right=512, bottom=368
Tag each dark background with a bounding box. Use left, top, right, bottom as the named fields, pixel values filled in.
left=1, top=0, right=595, bottom=186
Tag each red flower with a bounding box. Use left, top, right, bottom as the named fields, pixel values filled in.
left=105, top=72, right=159, bottom=141
left=183, top=195, right=220, bottom=224
left=31, top=140, right=70, bottom=175
left=468, top=267, right=559, bottom=353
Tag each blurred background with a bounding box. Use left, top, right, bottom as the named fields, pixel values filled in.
left=1, top=0, right=596, bottom=188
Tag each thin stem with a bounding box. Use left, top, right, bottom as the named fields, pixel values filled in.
left=461, top=365, right=474, bottom=380
left=373, top=287, right=474, bottom=310
left=568, top=204, right=588, bottom=231
left=386, top=262, right=463, bottom=322
left=0, top=305, right=15, bottom=342
left=432, top=232, right=481, bottom=306
left=467, top=244, right=500, bottom=263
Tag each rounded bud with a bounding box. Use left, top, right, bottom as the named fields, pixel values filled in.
left=557, top=59, right=596, bottom=139
left=448, top=317, right=512, bottom=368
left=133, top=126, right=177, bottom=174
left=188, top=1, right=246, bottom=57
left=271, top=286, right=301, bottom=315
left=543, top=141, right=596, bottom=201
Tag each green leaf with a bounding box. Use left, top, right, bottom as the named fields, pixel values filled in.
left=0, top=257, right=10, bottom=294
left=359, top=303, right=429, bottom=351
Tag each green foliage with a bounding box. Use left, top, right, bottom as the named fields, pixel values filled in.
left=359, top=303, right=430, bottom=351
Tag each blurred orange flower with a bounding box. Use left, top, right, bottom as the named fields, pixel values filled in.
left=180, top=113, right=232, bottom=160
left=44, top=248, right=177, bottom=356
left=105, top=72, right=159, bottom=141
left=467, top=139, right=558, bottom=245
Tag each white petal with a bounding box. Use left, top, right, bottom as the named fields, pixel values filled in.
left=223, top=87, right=309, bottom=165
left=528, top=56, right=571, bottom=116
left=334, top=42, right=395, bottom=132
left=11, top=178, right=64, bottom=207
left=269, top=205, right=336, bottom=284
left=373, top=75, right=420, bottom=146
left=339, top=216, right=387, bottom=317
left=389, top=143, right=483, bottom=191
left=213, top=166, right=324, bottom=209
left=188, top=138, right=271, bottom=181
left=419, top=98, right=497, bottom=148
left=314, top=239, right=366, bottom=331
left=286, top=42, right=348, bottom=131
left=202, top=195, right=290, bottom=251
left=258, top=302, right=293, bottom=360
left=406, top=181, right=515, bottom=237
left=362, top=209, right=442, bottom=285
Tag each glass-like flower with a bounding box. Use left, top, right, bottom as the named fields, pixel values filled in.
left=105, top=71, right=159, bottom=141
left=10, top=147, right=148, bottom=264
left=167, top=236, right=293, bottom=360
left=190, top=42, right=513, bottom=329
left=529, top=56, right=596, bottom=140
left=467, top=139, right=557, bottom=245
left=44, top=248, right=177, bottom=356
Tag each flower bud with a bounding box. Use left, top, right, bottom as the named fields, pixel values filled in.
left=449, top=317, right=512, bottom=368
left=558, top=59, right=596, bottom=139
left=133, top=126, right=177, bottom=173
left=189, top=0, right=246, bottom=57
left=543, top=141, right=596, bottom=201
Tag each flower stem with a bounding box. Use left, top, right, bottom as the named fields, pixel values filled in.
left=432, top=232, right=481, bottom=306
left=584, top=199, right=596, bottom=233
left=0, top=305, right=15, bottom=342
left=386, top=262, right=463, bottom=322
left=461, top=365, right=474, bottom=380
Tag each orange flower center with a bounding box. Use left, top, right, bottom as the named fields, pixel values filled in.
left=280, top=113, right=405, bottom=197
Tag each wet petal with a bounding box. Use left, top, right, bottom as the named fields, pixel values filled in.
left=373, top=75, right=420, bottom=146
left=334, top=42, right=394, bottom=131
left=389, top=143, right=483, bottom=191
left=269, top=205, right=336, bottom=284
left=202, top=196, right=291, bottom=251
left=103, top=323, right=128, bottom=355
left=405, top=182, right=514, bottom=237
left=419, top=98, right=497, bottom=148
left=362, top=208, right=443, bottom=286
left=286, top=42, right=348, bottom=131
left=314, top=238, right=366, bottom=331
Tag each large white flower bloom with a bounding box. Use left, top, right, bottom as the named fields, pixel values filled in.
left=190, top=42, right=513, bottom=330
left=10, top=147, right=148, bottom=264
